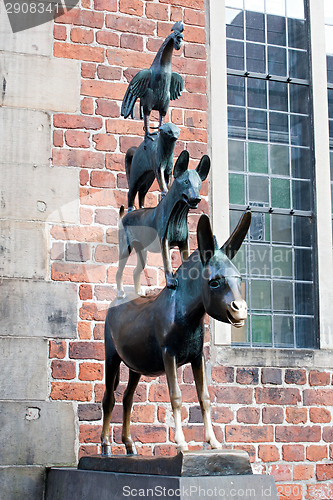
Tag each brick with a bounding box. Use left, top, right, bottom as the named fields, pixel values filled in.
left=69, top=341, right=104, bottom=360
left=309, top=407, right=331, bottom=423
left=54, top=24, right=67, bottom=41
left=184, top=44, right=206, bottom=60
left=93, top=323, right=105, bottom=340
left=330, top=444, right=333, bottom=459
left=234, top=445, right=256, bottom=463
left=66, top=243, right=91, bottom=262
left=146, top=2, right=168, bottom=20
left=170, top=6, right=182, bottom=21
left=97, top=66, right=121, bottom=81
left=51, top=360, right=76, bottom=380
left=54, top=42, right=104, bottom=63
left=148, top=384, right=169, bottom=402
left=94, top=286, right=116, bottom=302
left=79, top=445, right=99, bottom=458
left=65, top=130, right=90, bottom=148
left=120, top=34, right=144, bottom=51
left=276, top=426, right=321, bottom=442
left=184, top=8, right=205, bottom=26
left=81, top=63, right=96, bottom=79
left=323, top=427, right=333, bottom=442
left=96, top=30, right=119, bottom=47
left=106, top=15, right=155, bottom=35
left=186, top=142, right=208, bottom=159
left=95, top=208, right=118, bottom=225
left=307, top=485, right=333, bottom=499
left=51, top=382, right=92, bottom=401
left=94, top=0, right=117, bottom=11
left=262, top=407, right=284, bottom=424
left=106, top=119, right=143, bottom=135
left=50, top=242, right=64, bottom=260
left=82, top=80, right=127, bottom=99
left=106, top=48, right=153, bottom=70
left=285, top=369, right=306, bottom=385
left=96, top=99, right=119, bottom=117
left=79, top=424, right=102, bottom=443
left=81, top=187, right=126, bottom=207
left=52, top=149, right=105, bottom=169
left=309, top=370, right=330, bottom=386
left=261, top=368, right=282, bottom=385
left=186, top=75, right=206, bottom=94
left=268, top=464, right=292, bottom=481
left=316, top=464, right=333, bottom=481
left=236, top=368, right=259, bottom=385
left=79, top=303, right=108, bottom=321
left=226, top=425, right=273, bottom=443
left=210, top=407, right=234, bottom=424
left=78, top=322, right=92, bottom=340
left=79, top=285, right=93, bottom=300
left=49, top=340, right=66, bottom=359
left=215, top=387, right=253, bottom=404
left=117, top=173, right=128, bottom=189
left=306, top=445, right=327, bottom=461
left=237, top=407, right=260, bottom=424
left=71, top=27, right=94, bottom=44
left=154, top=445, right=177, bottom=456
left=90, top=171, right=116, bottom=188
left=294, top=465, right=314, bottom=481
left=171, top=109, right=183, bottom=125
left=255, top=387, right=301, bottom=405
left=79, top=362, right=104, bottom=381
left=185, top=110, right=207, bottom=129
left=51, top=226, right=104, bottom=242
left=81, top=98, right=94, bottom=115
left=54, top=114, right=102, bottom=130
left=80, top=207, right=94, bottom=225
left=286, top=407, right=307, bottom=424
left=183, top=366, right=194, bottom=384
left=304, top=389, right=333, bottom=406
left=123, top=425, right=167, bottom=444
left=258, top=445, right=280, bottom=462
left=56, top=9, right=104, bottom=28
left=162, top=0, right=204, bottom=8
left=282, top=444, right=305, bottom=462
left=93, top=134, right=117, bottom=152
left=94, top=245, right=118, bottom=263
left=119, top=136, right=142, bottom=153
left=53, top=130, right=63, bottom=147
left=119, top=0, right=143, bottom=15
left=131, top=405, right=155, bottom=423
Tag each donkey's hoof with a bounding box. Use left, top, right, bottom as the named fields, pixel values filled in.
left=101, top=444, right=112, bottom=457
left=117, top=290, right=126, bottom=300
left=124, top=441, right=137, bottom=455
left=166, top=277, right=178, bottom=290
left=209, top=439, right=221, bottom=449
left=176, top=442, right=189, bottom=453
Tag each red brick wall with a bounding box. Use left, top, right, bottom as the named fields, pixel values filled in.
left=49, top=1, right=333, bottom=499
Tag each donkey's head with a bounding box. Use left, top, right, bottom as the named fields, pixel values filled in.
left=197, top=212, right=251, bottom=327
left=171, top=150, right=210, bottom=209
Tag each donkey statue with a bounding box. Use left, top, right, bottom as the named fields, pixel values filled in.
left=101, top=210, right=251, bottom=455
left=116, top=150, right=210, bottom=296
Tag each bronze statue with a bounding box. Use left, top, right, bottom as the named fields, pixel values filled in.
left=121, top=22, right=184, bottom=138
left=125, top=122, right=180, bottom=210
left=101, top=211, right=251, bottom=456
left=116, top=151, right=210, bottom=296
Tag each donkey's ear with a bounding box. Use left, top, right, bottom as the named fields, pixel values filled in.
left=173, top=150, right=189, bottom=178
left=197, top=214, right=215, bottom=265
left=221, top=210, right=251, bottom=260
left=196, top=155, right=210, bottom=181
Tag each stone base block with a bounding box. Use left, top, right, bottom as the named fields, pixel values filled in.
left=46, top=468, right=279, bottom=500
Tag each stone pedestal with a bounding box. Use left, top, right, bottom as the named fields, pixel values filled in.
left=46, top=451, right=279, bottom=500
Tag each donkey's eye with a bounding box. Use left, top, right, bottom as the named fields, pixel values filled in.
left=209, top=279, right=220, bottom=288
left=184, top=179, right=189, bottom=185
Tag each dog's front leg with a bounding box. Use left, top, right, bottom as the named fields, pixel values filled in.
left=161, top=238, right=178, bottom=289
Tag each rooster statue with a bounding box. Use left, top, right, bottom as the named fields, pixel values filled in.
left=121, top=22, right=184, bottom=138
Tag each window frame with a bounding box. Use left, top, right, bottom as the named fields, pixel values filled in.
left=208, top=0, right=333, bottom=361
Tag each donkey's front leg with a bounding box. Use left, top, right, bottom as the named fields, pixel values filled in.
left=161, top=239, right=178, bottom=289
left=162, top=349, right=188, bottom=452
left=122, top=370, right=141, bottom=454
left=191, top=353, right=221, bottom=449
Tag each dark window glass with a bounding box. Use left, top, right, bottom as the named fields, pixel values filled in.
left=327, top=55, right=333, bottom=84
left=271, top=214, right=292, bottom=244
left=228, top=107, right=246, bottom=138
left=294, top=217, right=313, bottom=247
left=292, top=180, right=312, bottom=211
left=227, top=39, right=245, bottom=70
left=295, top=283, right=314, bottom=315
left=269, top=81, right=288, bottom=111
left=288, top=18, right=306, bottom=50
left=296, top=317, right=315, bottom=348
left=247, top=79, right=267, bottom=109
left=229, top=140, right=245, bottom=171
left=227, top=75, right=246, bottom=106
left=246, top=43, right=266, bottom=73
left=248, top=109, right=268, bottom=140
left=295, top=248, right=313, bottom=281
left=249, top=176, right=269, bottom=204
left=290, top=85, right=309, bottom=114
left=268, top=46, right=287, bottom=76
left=269, top=112, right=289, bottom=144
left=270, top=145, right=289, bottom=175
left=291, top=147, right=311, bottom=179
left=274, top=316, right=294, bottom=347
left=267, top=15, right=286, bottom=46
left=246, top=11, right=265, bottom=43
left=289, top=49, right=308, bottom=79
left=290, top=115, right=310, bottom=147
left=328, top=88, right=333, bottom=117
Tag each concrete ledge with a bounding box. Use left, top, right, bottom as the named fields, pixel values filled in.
left=46, top=468, right=278, bottom=500
left=0, top=466, right=45, bottom=500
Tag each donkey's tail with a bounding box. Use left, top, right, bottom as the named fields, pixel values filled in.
left=125, top=146, right=137, bottom=185
left=119, top=205, right=125, bottom=221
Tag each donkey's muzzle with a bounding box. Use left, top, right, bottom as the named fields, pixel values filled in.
left=227, top=300, right=248, bottom=327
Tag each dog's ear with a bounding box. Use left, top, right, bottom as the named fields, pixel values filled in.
left=196, top=155, right=210, bottom=181
left=173, top=150, right=189, bottom=178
